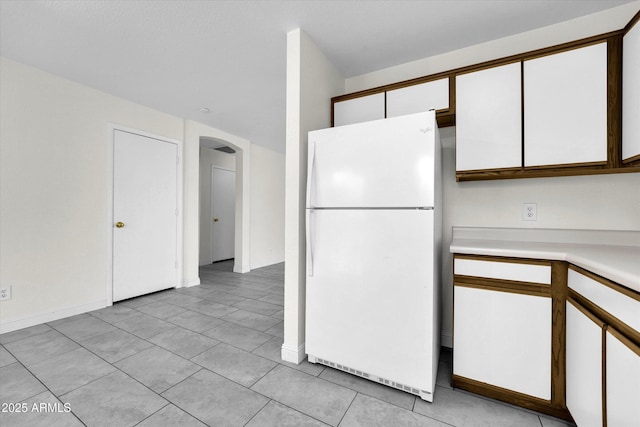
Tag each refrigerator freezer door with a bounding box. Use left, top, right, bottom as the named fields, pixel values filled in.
left=307, top=111, right=436, bottom=209
left=306, top=208, right=436, bottom=393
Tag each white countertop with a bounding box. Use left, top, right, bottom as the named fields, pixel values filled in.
left=450, top=227, right=640, bottom=293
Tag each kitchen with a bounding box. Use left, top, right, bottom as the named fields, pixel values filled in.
left=1, top=1, right=639, bottom=426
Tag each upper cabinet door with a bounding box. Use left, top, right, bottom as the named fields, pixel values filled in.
left=386, top=78, right=449, bottom=118
left=623, top=20, right=640, bottom=162
left=524, top=43, right=608, bottom=167
left=455, top=62, right=522, bottom=171
left=333, top=93, right=385, bottom=127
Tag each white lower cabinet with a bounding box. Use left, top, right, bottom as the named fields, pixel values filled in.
left=606, top=329, right=640, bottom=427
left=453, top=286, right=551, bottom=399
left=566, top=301, right=604, bottom=427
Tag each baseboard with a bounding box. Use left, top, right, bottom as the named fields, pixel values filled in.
left=182, top=277, right=201, bottom=288
left=441, top=332, right=453, bottom=348
left=281, top=342, right=306, bottom=364
left=0, top=300, right=107, bottom=334
left=234, top=264, right=251, bottom=273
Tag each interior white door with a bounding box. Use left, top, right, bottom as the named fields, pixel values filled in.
left=211, top=167, right=235, bottom=262
left=113, top=130, right=178, bottom=302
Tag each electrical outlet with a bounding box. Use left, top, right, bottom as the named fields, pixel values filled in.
left=0, top=286, right=10, bottom=301
left=523, top=203, right=537, bottom=221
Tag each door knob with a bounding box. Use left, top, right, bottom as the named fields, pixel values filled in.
left=115, top=221, right=125, bottom=228
left=213, top=218, right=219, bottom=222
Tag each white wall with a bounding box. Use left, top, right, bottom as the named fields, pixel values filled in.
left=282, top=29, right=344, bottom=363
left=343, top=3, right=640, bottom=347
left=440, top=127, right=640, bottom=345
left=346, top=2, right=640, bottom=93
left=199, top=148, right=236, bottom=266
left=0, top=57, right=184, bottom=332
left=0, top=57, right=286, bottom=333
left=250, top=144, right=285, bottom=269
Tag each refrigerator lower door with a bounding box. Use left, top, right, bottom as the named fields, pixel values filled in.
left=306, top=208, right=437, bottom=399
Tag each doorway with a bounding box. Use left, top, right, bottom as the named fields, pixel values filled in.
left=110, top=128, right=181, bottom=302
left=211, top=166, right=236, bottom=263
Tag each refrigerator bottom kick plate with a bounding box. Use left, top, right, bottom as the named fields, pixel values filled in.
left=307, top=354, right=434, bottom=402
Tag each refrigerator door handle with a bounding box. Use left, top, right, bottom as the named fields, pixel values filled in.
left=306, top=208, right=314, bottom=277
left=306, top=139, right=316, bottom=208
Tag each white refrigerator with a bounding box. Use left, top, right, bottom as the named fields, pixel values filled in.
left=305, top=110, right=442, bottom=402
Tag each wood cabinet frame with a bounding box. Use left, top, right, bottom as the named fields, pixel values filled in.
left=452, top=254, right=640, bottom=423
left=332, top=11, right=640, bottom=181
left=623, top=11, right=640, bottom=165
left=452, top=254, right=571, bottom=420
left=567, top=265, right=640, bottom=427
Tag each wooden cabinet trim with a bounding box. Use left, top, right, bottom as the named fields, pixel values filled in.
left=608, top=34, right=623, bottom=169
left=607, top=325, right=640, bottom=357
left=454, top=278, right=551, bottom=297
left=624, top=9, right=640, bottom=35
left=451, top=374, right=572, bottom=421
left=567, top=295, right=606, bottom=327
left=456, top=164, right=640, bottom=181
left=454, top=253, right=552, bottom=266
left=550, top=261, right=568, bottom=409
left=569, top=289, right=640, bottom=348
left=623, top=153, right=640, bottom=164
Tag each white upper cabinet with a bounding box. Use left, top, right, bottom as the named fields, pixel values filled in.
left=524, top=43, right=608, bottom=167
left=455, top=62, right=522, bottom=171
left=386, top=78, right=449, bottom=118
left=623, top=20, right=640, bottom=162
left=333, top=93, right=385, bottom=127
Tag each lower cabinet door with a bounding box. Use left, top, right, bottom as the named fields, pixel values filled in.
left=453, top=286, right=551, bottom=399
left=606, top=328, right=640, bottom=427
left=566, top=301, right=604, bottom=427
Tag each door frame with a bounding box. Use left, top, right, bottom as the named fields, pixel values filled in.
left=106, top=123, right=183, bottom=306
left=210, top=165, right=236, bottom=264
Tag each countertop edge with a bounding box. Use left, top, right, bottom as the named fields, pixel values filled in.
left=450, top=238, right=640, bottom=294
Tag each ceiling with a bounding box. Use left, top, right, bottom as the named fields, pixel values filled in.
left=1, top=0, right=637, bottom=153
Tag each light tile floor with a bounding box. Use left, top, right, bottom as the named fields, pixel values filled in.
left=0, top=261, right=575, bottom=426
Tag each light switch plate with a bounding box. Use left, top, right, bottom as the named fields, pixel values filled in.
left=523, top=203, right=537, bottom=221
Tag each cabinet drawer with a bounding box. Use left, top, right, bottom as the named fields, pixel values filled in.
left=454, top=257, right=551, bottom=284
left=568, top=268, right=640, bottom=333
